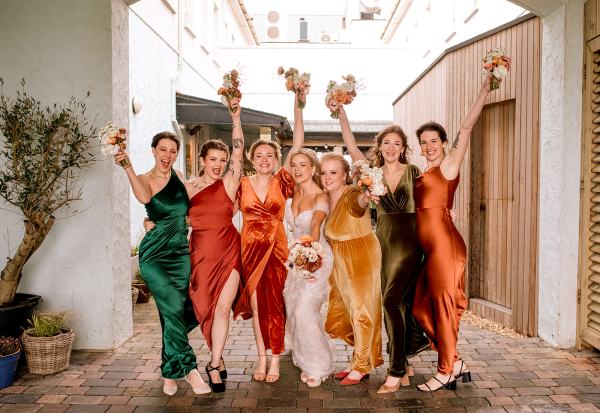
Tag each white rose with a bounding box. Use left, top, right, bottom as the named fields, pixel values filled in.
left=493, top=65, right=507, bottom=78
left=371, top=182, right=386, bottom=196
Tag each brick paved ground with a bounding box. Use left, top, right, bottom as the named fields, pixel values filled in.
left=1, top=300, right=599, bottom=413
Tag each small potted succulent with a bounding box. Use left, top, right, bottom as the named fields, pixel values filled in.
left=21, top=311, right=74, bottom=375
left=0, top=336, right=20, bottom=388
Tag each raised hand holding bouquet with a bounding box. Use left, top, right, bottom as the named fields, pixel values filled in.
left=325, top=74, right=360, bottom=119
left=352, top=160, right=385, bottom=196
left=287, top=235, right=324, bottom=282
left=217, top=69, right=242, bottom=113
left=99, top=122, right=130, bottom=168
left=277, top=66, right=310, bottom=108
left=482, top=48, right=511, bottom=90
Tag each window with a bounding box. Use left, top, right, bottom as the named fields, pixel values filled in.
left=299, top=18, right=308, bottom=42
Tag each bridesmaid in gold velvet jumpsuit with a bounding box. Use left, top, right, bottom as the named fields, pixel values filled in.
left=321, top=153, right=384, bottom=386
left=334, top=105, right=429, bottom=393
left=412, top=77, right=492, bottom=392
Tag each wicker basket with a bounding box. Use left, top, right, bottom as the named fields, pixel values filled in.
left=21, top=329, right=75, bottom=375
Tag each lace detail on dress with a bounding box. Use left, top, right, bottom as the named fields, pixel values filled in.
left=283, top=198, right=334, bottom=379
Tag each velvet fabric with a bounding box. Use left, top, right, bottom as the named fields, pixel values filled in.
left=234, top=168, right=294, bottom=355
left=375, top=164, right=429, bottom=378
left=413, top=166, right=468, bottom=375
left=324, top=186, right=383, bottom=374
left=188, top=179, right=242, bottom=349
left=138, top=170, right=198, bottom=379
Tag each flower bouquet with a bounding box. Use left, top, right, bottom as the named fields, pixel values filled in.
left=277, top=66, right=311, bottom=108
left=99, top=122, right=130, bottom=168
left=352, top=160, right=385, bottom=196
left=217, top=69, right=242, bottom=113
left=287, top=235, right=324, bottom=282
left=482, top=48, right=511, bottom=90
left=325, top=74, right=359, bottom=119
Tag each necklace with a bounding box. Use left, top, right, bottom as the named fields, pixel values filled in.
left=150, top=169, right=170, bottom=179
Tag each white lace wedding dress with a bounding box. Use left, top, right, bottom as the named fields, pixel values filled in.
left=283, top=198, right=334, bottom=381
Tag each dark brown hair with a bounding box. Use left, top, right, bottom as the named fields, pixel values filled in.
left=416, top=121, right=447, bottom=143
left=367, top=124, right=411, bottom=167
left=320, top=153, right=353, bottom=185
left=151, top=131, right=180, bottom=151
left=199, top=139, right=230, bottom=160
left=247, top=140, right=282, bottom=161
left=290, top=148, right=323, bottom=189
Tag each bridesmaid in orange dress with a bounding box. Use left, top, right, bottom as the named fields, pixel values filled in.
left=233, top=93, right=306, bottom=382
left=412, top=77, right=492, bottom=392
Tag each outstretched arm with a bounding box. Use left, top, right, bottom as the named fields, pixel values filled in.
left=114, top=150, right=152, bottom=204
left=441, top=76, right=492, bottom=180
left=283, top=93, right=306, bottom=172
left=224, top=98, right=244, bottom=200
left=336, top=105, right=367, bottom=163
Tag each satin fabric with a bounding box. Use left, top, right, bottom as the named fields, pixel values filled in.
left=138, top=170, right=198, bottom=379
left=234, top=168, right=294, bottom=355
left=375, top=164, right=429, bottom=378
left=413, top=166, right=468, bottom=375
left=324, top=186, right=383, bottom=374
left=189, top=179, right=242, bottom=349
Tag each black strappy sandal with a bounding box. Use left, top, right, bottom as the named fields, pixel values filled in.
left=205, top=362, right=226, bottom=393
left=454, top=359, right=472, bottom=383
left=418, top=374, right=457, bottom=392
left=219, top=357, right=227, bottom=381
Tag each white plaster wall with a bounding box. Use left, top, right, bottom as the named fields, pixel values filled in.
left=537, top=1, right=583, bottom=347
left=0, top=0, right=132, bottom=349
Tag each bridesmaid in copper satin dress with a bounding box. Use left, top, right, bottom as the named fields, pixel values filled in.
left=233, top=93, right=306, bottom=382
left=412, top=77, right=492, bottom=392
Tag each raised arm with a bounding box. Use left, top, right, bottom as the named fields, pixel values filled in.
left=114, top=150, right=152, bottom=204
left=336, top=105, right=367, bottom=163
left=283, top=93, right=306, bottom=172
left=224, top=98, right=244, bottom=200
left=441, top=76, right=492, bottom=180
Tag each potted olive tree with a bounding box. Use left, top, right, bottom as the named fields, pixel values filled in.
left=0, top=79, right=95, bottom=335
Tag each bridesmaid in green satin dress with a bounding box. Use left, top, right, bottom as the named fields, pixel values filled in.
left=115, top=132, right=210, bottom=396
left=333, top=106, right=429, bottom=393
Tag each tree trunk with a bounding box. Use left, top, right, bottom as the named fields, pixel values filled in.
left=0, top=217, right=54, bottom=306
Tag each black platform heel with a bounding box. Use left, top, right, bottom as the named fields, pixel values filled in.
left=206, top=362, right=226, bottom=393
left=219, top=357, right=227, bottom=381
left=454, top=360, right=472, bottom=383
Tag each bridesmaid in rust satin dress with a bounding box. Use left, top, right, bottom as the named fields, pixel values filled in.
left=412, top=77, right=492, bottom=392
left=233, top=93, right=306, bottom=382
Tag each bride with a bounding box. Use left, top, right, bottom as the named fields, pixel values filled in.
left=283, top=147, right=334, bottom=387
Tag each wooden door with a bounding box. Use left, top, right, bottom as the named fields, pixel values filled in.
left=469, top=100, right=516, bottom=327
left=578, top=33, right=600, bottom=350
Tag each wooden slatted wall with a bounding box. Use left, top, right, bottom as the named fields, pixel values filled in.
left=393, top=16, right=540, bottom=335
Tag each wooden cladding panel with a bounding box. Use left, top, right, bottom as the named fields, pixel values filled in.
left=393, top=16, right=540, bottom=336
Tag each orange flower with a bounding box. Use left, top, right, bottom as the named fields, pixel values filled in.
left=299, top=235, right=313, bottom=243
left=334, top=89, right=347, bottom=102
left=361, top=177, right=373, bottom=187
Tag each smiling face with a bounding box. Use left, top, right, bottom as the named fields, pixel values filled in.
left=320, top=158, right=347, bottom=192
left=379, top=132, right=404, bottom=164
left=251, top=143, right=277, bottom=175
left=201, top=148, right=228, bottom=180
left=419, top=130, right=447, bottom=164
left=290, top=153, right=315, bottom=185
left=152, top=138, right=178, bottom=172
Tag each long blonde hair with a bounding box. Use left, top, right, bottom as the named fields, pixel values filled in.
left=290, top=148, right=323, bottom=189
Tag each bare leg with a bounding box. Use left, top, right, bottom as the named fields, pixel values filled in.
left=250, top=290, right=267, bottom=380
left=208, top=269, right=240, bottom=385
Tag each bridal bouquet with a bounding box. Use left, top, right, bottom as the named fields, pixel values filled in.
left=217, top=69, right=242, bottom=113
left=287, top=235, right=324, bottom=281
left=325, top=74, right=359, bottom=119
left=352, top=160, right=385, bottom=196
left=482, top=48, right=511, bottom=90
left=277, top=66, right=311, bottom=109
left=99, top=122, right=130, bottom=168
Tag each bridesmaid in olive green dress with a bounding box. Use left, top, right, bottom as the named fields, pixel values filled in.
left=115, top=132, right=210, bottom=396
left=333, top=106, right=429, bottom=393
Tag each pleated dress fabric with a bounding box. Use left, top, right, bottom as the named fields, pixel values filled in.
left=234, top=168, right=295, bottom=355
left=138, top=170, right=198, bottom=379
left=188, top=179, right=242, bottom=349
left=412, top=166, right=468, bottom=375
left=324, top=186, right=383, bottom=374
left=375, top=164, right=430, bottom=378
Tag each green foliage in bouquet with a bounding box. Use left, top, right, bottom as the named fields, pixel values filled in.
left=0, top=79, right=96, bottom=307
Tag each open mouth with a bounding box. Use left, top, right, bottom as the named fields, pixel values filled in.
left=212, top=168, right=222, bottom=175
left=160, top=159, right=170, bottom=168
